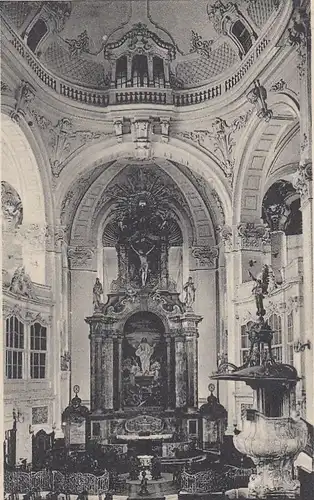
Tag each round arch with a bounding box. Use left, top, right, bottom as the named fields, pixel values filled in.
left=55, top=137, right=233, bottom=226
left=1, top=113, right=53, bottom=283
left=232, top=95, right=299, bottom=224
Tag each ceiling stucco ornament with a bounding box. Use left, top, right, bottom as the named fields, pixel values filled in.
left=270, top=79, right=287, bottom=92
left=30, top=110, right=113, bottom=177
left=17, top=223, right=47, bottom=249
left=286, top=7, right=310, bottom=78
left=192, top=246, right=219, bottom=268
left=207, top=1, right=229, bottom=35
left=44, top=1, right=72, bottom=33
left=10, top=81, right=35, bottom=124
left=292, top=161, right=312, bottom=200
left=175, top=109, right=252, bottom=183
left=65, top=30, right=90, bottom=58
left=60, top=163, right=108, bottom=227
left=189, top=30, right=214, bottom=58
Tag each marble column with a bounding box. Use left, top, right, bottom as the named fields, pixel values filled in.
left=148, top=54, right=154, bottom=86
left=175, top=338, right=187, bottom=408
left=165, top=336, right=173, bottom=409
left=117, top=337, right=123, bottom=410
left=68, top=245, right=96, bottom=403
left=294, top=172, right=313, bottom=424
left=102, top=338, right=114, bottom=410
left=127, top=55, right=132, bottom=86
left=292, top=6, right=313, bottom=425
left=95, top=336, right=103, bottom=411
left=160, top=240, right=169, bottom=289
left=186, top=336, right=198, bottom=409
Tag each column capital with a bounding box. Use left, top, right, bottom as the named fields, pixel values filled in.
left=68, top=245, right=96, bottom=270
left=217, top=223, right=270, bottom=252
left=293, top=161, right=312, bottom=202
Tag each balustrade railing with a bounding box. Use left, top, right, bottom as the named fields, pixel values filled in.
left=4, top=470, right=110, bottom=495
left=180, top=465, right=255, bottom=493
left=2, top=0, right=286, bottom=109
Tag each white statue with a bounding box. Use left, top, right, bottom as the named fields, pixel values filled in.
left=131, top=244, right=155, bottom=287
left=135, top=337, right=154, bottom=375
left=183, top=276, right=196, bottom=308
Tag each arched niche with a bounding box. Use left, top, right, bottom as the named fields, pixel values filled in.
left=122, top=312, right=167, bottom=408
left=1, top=114, right=47, bottom=283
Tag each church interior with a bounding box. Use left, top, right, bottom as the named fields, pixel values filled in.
left=1, top=0, right=313, bottom=499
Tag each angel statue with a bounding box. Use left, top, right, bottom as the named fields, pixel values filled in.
left=93, top=278, right=103, bottom=312
left=248, top=263, right=269, bottom=317
left=183, top=277, right=196, bottom=308
left=131, top=244, right=155, bottom=287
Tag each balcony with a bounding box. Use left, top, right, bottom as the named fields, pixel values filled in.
left=1, top=0, right=291, bottom=110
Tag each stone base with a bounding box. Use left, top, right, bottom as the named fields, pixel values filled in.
left=127, top=496, right=165, bottom=500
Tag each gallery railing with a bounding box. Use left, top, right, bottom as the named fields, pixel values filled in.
left=4, top=470, right=110, bottom=495
left=2, top=0, right=290, bottom=109
left=180, top=465, right=255, bottom=493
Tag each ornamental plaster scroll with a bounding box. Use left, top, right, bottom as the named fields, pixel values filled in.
left=67, top=246, right=95, bottom=270
left=1, top=181, right=23, bottom=230
left=30, top=110, right=114, bottom=177
left=10, top=81, right=35, bottom=124
left=191, top=246, right=219, bottom=268
left=1, top=81, right=11, bottom=94
left=292, top=162, right=312, bottom=200
left=286, top=7, right=310, bottom=78
left=174, top=110, right=252, bottom=184
left=3, top=303, right=52, bottom=326
left=216, top=224, right=233, bottom=251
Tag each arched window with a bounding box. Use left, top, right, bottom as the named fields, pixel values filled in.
left=116, top=56, right=127, bottom=88
left=30, top=322, right=47, bottom=379
left=240, top=322, right=253, bottom=364
left=287, top=311, right=294, bottom=365
left=132, top=55, right=148, bottom=87
left=231, top=20, right=253, bottom=55
left=153, top=57, right=165, bottom=88
left=26, top=19, right=48, bottom=53
left=269, top=314, right=282, bottom=362
left=5, top=316, right=24, bottom=379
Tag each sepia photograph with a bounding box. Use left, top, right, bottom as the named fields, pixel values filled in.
left=1, top=0, right=313, bottom=498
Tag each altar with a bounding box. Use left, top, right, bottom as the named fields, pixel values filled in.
left=85, top=167, right=203, bottom=456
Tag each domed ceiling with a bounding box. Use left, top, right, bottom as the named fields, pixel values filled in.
left=1, top=0, right=280, bottom=89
